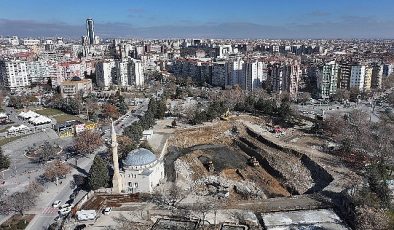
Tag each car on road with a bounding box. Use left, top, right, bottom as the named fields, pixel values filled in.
left=58, top=206, right=72, bottom=216
left=74, top=224, right=87, bottom=230
left=103, top=207, right=112, bottom=215
left=60, top=203, right=72, bottom=210
left=52, top=200, right=61, bottom=208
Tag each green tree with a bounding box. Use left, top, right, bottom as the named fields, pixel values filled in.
left=139, top=141, right=154, bottom=152
left=117, top=136, right=137, bottom=159
left=155, top=99, right=167, bottom=119
left=124, top=122, right=143, bottom=144
left=88, top=156, right=109, bottom=190
left=0, top=148, right=10, bottom=170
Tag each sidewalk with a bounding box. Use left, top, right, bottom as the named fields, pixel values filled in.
left=26, top=146, right=106, bottom=230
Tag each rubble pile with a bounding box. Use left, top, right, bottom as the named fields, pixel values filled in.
left=193, top=176, right=267, bottom=199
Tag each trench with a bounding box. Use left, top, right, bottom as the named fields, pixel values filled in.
left=237, top=128, right=333, bottom=195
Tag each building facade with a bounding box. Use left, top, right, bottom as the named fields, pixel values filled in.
left=60, top=79, right=93, bottom=98
left=0, top=60, right=29, bottom=91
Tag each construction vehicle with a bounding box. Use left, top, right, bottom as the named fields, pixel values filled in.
left=220, top=108, right=230, bottom=121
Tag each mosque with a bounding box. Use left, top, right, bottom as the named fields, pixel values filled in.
left=110, top=121, right=165, bottom=193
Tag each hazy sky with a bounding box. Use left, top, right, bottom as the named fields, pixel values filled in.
left=0, top=0, right=393, bottom=38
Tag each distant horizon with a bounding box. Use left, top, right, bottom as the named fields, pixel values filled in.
left=1, top=0, right=394, bottom=39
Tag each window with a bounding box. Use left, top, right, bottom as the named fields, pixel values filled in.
left=134, top=183, right=138, bottom=188
left=128, top=182, right=132, bottom=187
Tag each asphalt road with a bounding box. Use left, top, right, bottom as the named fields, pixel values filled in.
left=26, top=150, right=100, bottom=230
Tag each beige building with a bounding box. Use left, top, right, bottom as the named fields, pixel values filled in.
left=363, top=66, right=372, bottom=92
left=60, top=78, right=92, bottom=98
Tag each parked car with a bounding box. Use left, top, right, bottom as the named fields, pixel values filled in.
left=59, top=203, right=72, bottom=210
left=74, top=224, right=86, bottom=230
left=52, top=200, right=61, bottom=208
left=58, top=206, right=72, bottom=216
left=103, top=207, right=112, bottom=215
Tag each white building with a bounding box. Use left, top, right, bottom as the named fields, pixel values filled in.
left=96, top=60, right=115, bottom=88
left=26, top=61, right=50, bottom=85
left=121, top=148, right=165, bottom=193
left=129, top=59, right=144, bottom=87
left=350, top=65, right=365, bottom=91
left=115, top=60, right=129, bottom=86
left=110, top=122, right=164, bottom=194
left=0, top=60, right=30, bottom=91
left=244, top=61, right=264, bottom=91
left=22, top=39, right=41, bottom=46
left=9, top=36, right=19, bottom=46
left=317, top=61, right=339, bottom=99
left=228, top=58, right=244, bottom=87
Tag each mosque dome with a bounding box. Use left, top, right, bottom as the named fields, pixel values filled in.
left=123, top=148, right=157, bottom=167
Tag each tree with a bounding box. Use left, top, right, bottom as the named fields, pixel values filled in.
left=0, top=191, right=36, bottom=216
left=0, top=148, right=10, bottom=170
left=34, top=141, right=58, bottom=163
left=171, top=119, right=177, bottom=127
left=27, top=180, right=45, bottom=194
left=102, top=103, right=120, bottom=119
left=84, top=95, right=100, bottom=121
left=332, top=88, right=350, bottom=102
left=88, top=156, right=109, bottom=190
left=117, top=136, right=137, bottom=159
left=124, top=123, right=143, bottom=143
left=349, top=87, right=361, bottom=102
left=139, top=141, right=153, bottom=152
left=297, top=92, right=311, bottom=104
left=155, top=99, right=167, bottom=119
left=63, top=98, right=82, bottom=115
left=74, top=130, right=103, bottom=156
left=43, top=160, right=71, bottom=186
left=109, top=213, right=152, bottom=230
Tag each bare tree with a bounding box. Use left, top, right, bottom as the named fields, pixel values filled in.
left=34, top=141, right=58, bottom=163
left=43, top=160, right=71, bottom=186
left=74, top=130, right=103, bottom=156
left=109, top=213, right=152, bottom=230
left=27, top=180, right=45, bottom=194
left=193, top=198, right=215, bottom=228
left=0, top=191, right=36, bottom=216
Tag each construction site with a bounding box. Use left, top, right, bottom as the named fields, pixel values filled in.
left=72, top=115, right=360, bottom=229
left=166, top=115, right=359, bottom=200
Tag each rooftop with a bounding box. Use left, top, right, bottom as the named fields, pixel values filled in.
left=123, top=148, right=157, bottom=167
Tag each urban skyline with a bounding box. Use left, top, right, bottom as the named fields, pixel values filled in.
left=1, top=0, right=394, bottom=38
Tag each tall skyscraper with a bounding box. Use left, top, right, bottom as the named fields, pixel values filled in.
left=86, top=18, right=95, bottom=45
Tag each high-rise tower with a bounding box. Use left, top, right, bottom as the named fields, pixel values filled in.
left=111, top=120, right=123, bottom=193
left=86, top=18, right=95, bottom=45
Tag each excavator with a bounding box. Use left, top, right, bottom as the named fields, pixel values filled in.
left=220, top=108, right=230, bottom=121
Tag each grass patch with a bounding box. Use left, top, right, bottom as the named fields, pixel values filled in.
left=0, top=134, right=30, bottom=147
left=54, top=114, right=84, bottom=123
left=0, top=125, right=11, bottom=133
left=34, top=108, right=63, bottom=116
left=0, top=214, right=35, bottom=229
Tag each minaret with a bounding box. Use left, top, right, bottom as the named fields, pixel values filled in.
left=111, top=120, right=123, bottom=193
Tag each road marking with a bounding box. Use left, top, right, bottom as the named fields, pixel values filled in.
left=42, top=207, right=58, bottom=215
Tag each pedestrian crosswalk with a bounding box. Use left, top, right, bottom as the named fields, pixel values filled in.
left=42, top=207, right=59, bottom=215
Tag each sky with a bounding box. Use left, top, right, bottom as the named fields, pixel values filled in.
left=0, top=0, right=394, bottom=39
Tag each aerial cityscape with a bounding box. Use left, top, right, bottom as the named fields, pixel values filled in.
left=0, top=0, right=393, bottom=230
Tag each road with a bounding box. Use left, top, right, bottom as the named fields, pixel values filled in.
left=26, top=98, right=149, bottom=229
left=26, top=149, right=103, bottom=230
